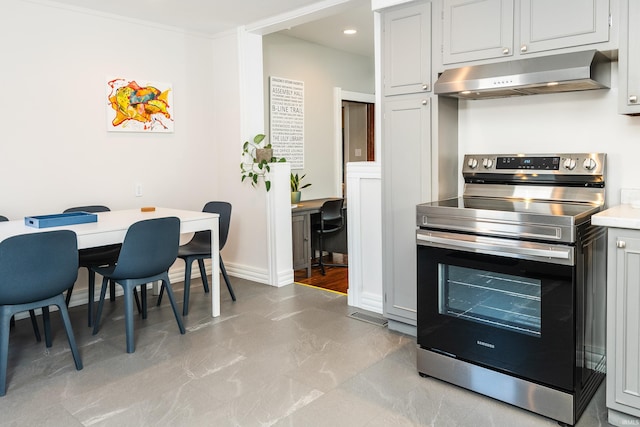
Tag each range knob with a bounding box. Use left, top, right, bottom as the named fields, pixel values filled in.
left=482, top=158, right=494, bottom=169
left=563, top=158, right=577, bottom=170
left=467, top=158, right=479, bottom=169
left=583, top=158, right=597, bottom=170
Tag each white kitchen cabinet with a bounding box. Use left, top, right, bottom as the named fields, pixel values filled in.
left=442, top=0, right=611, bottom=65
left=442, top=0, right=514, bottom=64
left=618, top=0, right=640, bottom=115
left=383, top=1, right=431, bottom=96
left=606, top=227, right=640, bottom=425
left=519, top=0, right=610, bottom=55
left=382, top=94, right=431, bottom=332
left=380, top=0, right=458, bottom=334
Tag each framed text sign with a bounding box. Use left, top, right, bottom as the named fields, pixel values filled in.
left=269, top=76, right=304, bottom=169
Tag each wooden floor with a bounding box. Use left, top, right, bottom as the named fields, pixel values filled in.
left=294, top=253, right=348, bottom=294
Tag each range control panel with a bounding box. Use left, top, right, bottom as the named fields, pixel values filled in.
left=462, top=153, right=606, bottom=176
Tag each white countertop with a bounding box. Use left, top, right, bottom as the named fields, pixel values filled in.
left=592, top=204, right=640, bottom=229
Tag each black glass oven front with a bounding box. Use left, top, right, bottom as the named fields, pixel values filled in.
left=417, top=244, right=575, bottom=391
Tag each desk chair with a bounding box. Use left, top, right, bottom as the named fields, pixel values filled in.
left=0, top=216, right=41, bottom=342
left=311, top=199, right=346, bottom=275
left=92, top=217, right=185, bottom=353
left=63, top=206, right=122, bottom=327
left=156, top=201, right=236, bottom=316
left=0, top=230, right=83, bottom=395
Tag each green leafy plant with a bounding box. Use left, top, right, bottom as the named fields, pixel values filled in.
left=290, top=173, right=312, bottom=192
left=240, top=134, right=286, bottom=191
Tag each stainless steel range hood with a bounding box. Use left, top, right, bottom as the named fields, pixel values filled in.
left=434, top=50, right=610, bottom=100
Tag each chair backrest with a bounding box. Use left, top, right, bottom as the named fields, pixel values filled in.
left=0, top=216, right=7, bottom=222
left=0, top=230, right=78, bottom=304
left=64, top=205, right=110, bottom=214
left=111, top=217, right=180, bottom=279
left=192, top=201, right=232, bottom=250
left=321, top=199, right=344, bottom=227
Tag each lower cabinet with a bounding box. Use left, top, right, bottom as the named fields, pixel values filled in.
left=606, top=228, right=640, bottom=425
left=292, top=212, right=309, bottom=275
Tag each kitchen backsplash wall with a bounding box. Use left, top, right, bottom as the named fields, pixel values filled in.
left=457, top=62, right=634, bottom=208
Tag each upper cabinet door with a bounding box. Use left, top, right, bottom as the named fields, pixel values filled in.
left=383, top=2, right=432, bottom=96
left=442, top=0, right=514, bottom=65
left=619, top=0, right=640, bottom=114
left=519, top=0, right=610, bottom=55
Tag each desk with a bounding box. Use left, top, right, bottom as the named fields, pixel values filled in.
left=291, top=198, right=345, bottom=278
left=0, top=208, right=221, bottom=317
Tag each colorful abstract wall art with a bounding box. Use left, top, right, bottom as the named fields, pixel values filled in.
left=106, top=78, right=174, bottom=132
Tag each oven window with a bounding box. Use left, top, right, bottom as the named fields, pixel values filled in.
left=438, top=264, right=541, bottom=337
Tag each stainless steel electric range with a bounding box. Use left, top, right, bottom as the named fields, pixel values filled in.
left=415, top=153, right=607, bottom=426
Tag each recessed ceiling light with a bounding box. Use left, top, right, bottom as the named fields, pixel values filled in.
left=343, top=29, right=357, bottom=35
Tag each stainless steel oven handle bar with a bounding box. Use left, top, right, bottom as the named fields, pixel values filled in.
left=416, top=230, right=574, bottom=266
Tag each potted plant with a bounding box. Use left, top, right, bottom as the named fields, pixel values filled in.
left=290, top=172, right=311, bottom=204
left=240, top=133, right=286, bottom=191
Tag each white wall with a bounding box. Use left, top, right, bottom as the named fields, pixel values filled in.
left=210, top=30, right=274, bottom=283
left=458, top=62, right=638, bottom=207
left=0, top=0, right=218, bottom=218
left=262, top=33, right=375, bottom=200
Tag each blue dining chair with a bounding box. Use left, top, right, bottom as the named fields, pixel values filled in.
left=0, top=230, right=83, bottom=396
left=156, top=201, right=236, bottom=315
left=0, top=216, right=42, bottom=342
left=63, top=206, right=122, bottom=327
left=91, top=217, right=185, bottom=353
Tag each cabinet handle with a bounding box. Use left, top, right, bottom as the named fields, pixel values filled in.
left=422, top=99, right=428, bottom=106
left=630, top=95, right=638, bottom=104
left=502, top=48, right=510, bottom=55
left=520, top=45, right=528, bottom=53
left=617, top=240, right=626, bottom=249
left=422, top=84, right=429, bottom=91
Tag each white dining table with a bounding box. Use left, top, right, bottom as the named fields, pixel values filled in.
left=0, top=207, right=221, bottom=317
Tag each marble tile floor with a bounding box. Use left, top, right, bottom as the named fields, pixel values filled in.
left=0, top=277, right=613, bottom=427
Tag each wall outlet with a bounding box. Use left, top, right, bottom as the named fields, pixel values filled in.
left=355, top=148, right=362, bottom=157
left=135, top=183, right=143, bottom=197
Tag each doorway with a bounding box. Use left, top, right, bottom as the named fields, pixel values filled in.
left=333, top=89, right=375, bottom=198
left=342, top=100, right=375, bottom=197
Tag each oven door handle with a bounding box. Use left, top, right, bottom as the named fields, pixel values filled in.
left=416, top=231, right=574, bottom=265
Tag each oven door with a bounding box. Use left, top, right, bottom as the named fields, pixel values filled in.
left=416, top=230, right=575, bottom=391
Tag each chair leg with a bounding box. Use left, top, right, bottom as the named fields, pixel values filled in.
left=161, top=278, right=185, bottom=335
left=109, top=280, right=117, bottom=302
left=220, top=258, right=236, bottom=301
left=123, top=285, right=136, bottom=353
left=156, top=285, right=165, bottom=306
left=0, top=309, right=12, bottom=396
left=182, top=261, right=193, bottom=316
left=197, top=259, right=210, bottom=293
left=65, top=285, right=73, bottom=306
left=87, top=269, right=96, bottom=327
left=42, top=307, right=52, bottom=348
left=29, top=310, right=41, bottom=342
left=133, top=288, right=142, bottom=314
left=141, top=285, right=147, bottom=320
left=92, top=277, right=110, bottom=335
left=54, top=295, right=82, bottom=370
left=318, top=234, right=326, bottom=275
